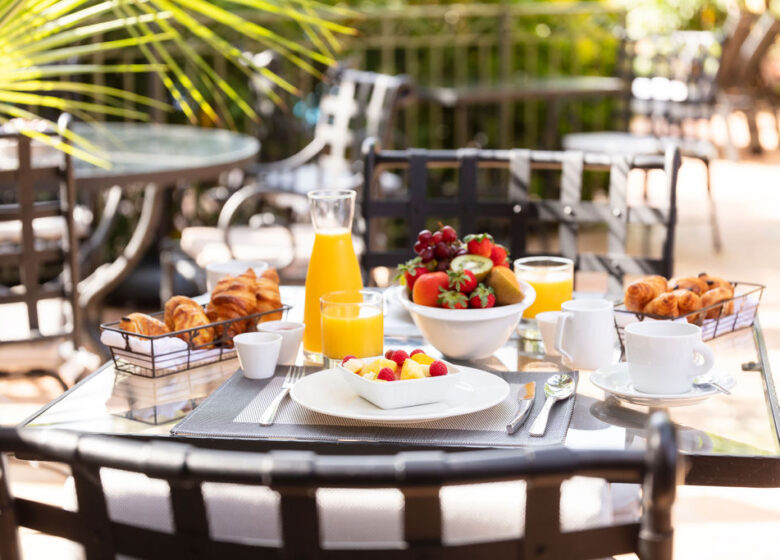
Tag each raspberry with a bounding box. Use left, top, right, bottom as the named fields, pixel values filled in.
left=384, top=349, right=394, bottom=360
left=410, top=348, right=425, bottom=356
left=429, top=360, right=448, bottom=377
left=390, top=349, right=409, bottom=367
left=341, top=355, right=357, bottom=365
left=377, top=367, right=396, bottom=382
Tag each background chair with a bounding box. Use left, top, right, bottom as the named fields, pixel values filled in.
left=562, top=9, right=761, bottom=254
left=162, top=68, right=414, bottom=296
left=0, top=412, right=679, bottom=559
left=362, top=139, right=681, bottom=293
left=0, top=114, right=94, bottom=390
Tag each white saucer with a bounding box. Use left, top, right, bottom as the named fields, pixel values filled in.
left=590, top=363, right=735, bottom=407
left=290, top=366, right=510, bottom=424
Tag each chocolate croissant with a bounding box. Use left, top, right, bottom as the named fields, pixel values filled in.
left=164, top=296, right=214, bottom=348
left=698, top=273, right=733, bottom=294
left=255, top=276, right=282, bottom=323
left=701, top=287, right=734, bottom=319
left=643, top=293, right=679, bottom=317
left=672, top=288, right=702, bottom=322
left=625, top=275, right=668, bottom=312
left=209, top=269, right=258, bottom=344
left=670, top=276, right=708, bottom=295
left=119, top=312, right=169, bottom=336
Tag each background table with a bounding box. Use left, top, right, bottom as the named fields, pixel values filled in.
left=21, top=286, right=780, bottom=488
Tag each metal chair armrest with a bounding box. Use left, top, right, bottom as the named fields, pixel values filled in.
left=250, top=137, right=328, bottom=176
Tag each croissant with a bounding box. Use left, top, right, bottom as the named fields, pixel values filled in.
left=209, top=269, right=258, bottom=345
left=698, top=273, right=733, bottom=294
left=670, top=276, right=708, bottom=295
left=701, top=287, right=734, bottom=319
left=643, top=293, right=679, bottom=317
left=119, top=312, right=169, bottom=336
left=625, top=275, right=668, bottom=312
left=261, top=267, right=280, bottom=284
left=255, top=276, right=283, bottom=323
left=164, top=296, right=214, bottom=348
left=672, top=289, right=702, bottom=323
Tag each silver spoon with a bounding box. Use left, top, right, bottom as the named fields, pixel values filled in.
left=693, top=374, right=731, bottom=395
left=529, top=374, right=576, bottom=437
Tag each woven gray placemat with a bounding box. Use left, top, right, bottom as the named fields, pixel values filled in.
left=172, top=367, right=577, bottom=447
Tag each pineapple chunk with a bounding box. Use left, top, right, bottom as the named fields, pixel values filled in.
left=361, top=370, right=378, bottom=381
left=411, top=353, right=435, bottom=366
left=342, top=358, right=364, bottom=374
left=400, top=358, right=425, bottom=380
left=364, top=358, right=398, bottom=377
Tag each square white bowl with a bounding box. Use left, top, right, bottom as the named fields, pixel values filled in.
left=336, top=357, right=461, bottom=409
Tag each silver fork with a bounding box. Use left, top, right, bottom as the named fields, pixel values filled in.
left=259, top=366, right=305, bottom=426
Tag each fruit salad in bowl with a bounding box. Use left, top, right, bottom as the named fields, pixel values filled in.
left=396, top=224, right=536, bottom=359
left=336, top=348, right=461, bottom=409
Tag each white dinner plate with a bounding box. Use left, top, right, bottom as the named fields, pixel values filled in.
left=290, top=367, right=510, bottom=424
left=590, top=363, right=736, bottom=407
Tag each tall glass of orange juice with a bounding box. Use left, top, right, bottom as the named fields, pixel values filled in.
left=321, top=290, right=383, bottom=368
left=303, top=190, right=363, bottom=363
left=513, top=257, right=574, bottom=318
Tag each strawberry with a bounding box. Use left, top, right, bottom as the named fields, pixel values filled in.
left=438, top=289, right=468, bottom=309
left=377, top=367, right=396, bottom=382
left=396, top=257, right=429, bottom=290
left=390, top=349, right=409, bottom=367
left=464, top=233, right=493, bottom=257
left=447, top=269, right=477, bottom=294
left=469, top=284, right=496, bottom=308
left=489, top=244, right=509, bottom=267
left=412, top=271, right=449, bottom=306
left=429, top=360, right=448, bottom=376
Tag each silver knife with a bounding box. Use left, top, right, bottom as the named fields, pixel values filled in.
left=506, top=382, right=536, bottom=434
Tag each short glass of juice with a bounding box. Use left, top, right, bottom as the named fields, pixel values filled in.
left=513, top=256, right=574, bottom=318
left=320, top=290, right=384, bottom=369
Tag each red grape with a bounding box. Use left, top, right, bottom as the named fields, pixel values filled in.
left=435, top=259, right=450, bottom=271
left=434, top=242, right=450, bottom=259
left=441, top=225, right=457, bottom=243
left=455, top=246, right=468, bottom=257
left=413, top=240, right=425, bottom=254
left=432, top=231, right=443, bottom=244
left=420, top=247, right=434, bottom=262
left=418, top=229, right=432, bottom=244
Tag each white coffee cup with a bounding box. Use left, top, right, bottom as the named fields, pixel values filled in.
left=625, top=321, right=714, bottom=394
left=536, top=311, right=562, bottom=356
left=234, top=332, right=282, bottom=379
left=257, top=321, right=304, bottom=365
left=554, top=299, right=615, bottom=370
left=206, top=260, right=269, bottom=291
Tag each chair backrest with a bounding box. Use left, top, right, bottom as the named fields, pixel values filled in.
left=0, top=114, right=80, bottom=348
left=733, top=11, right=780, bottom=86
left=362, top=139, right=680, bottom=292
left=314, top=68, right=414, bottom=171
left=0, top=413, right=679, bottom=560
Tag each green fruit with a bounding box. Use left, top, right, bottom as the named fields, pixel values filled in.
left=450, top=254, right=493, bottom=282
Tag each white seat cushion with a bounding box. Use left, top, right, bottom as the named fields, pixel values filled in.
left=0, top=206, right=92, bottom=244
left=58, top=468, right=639, bottom=557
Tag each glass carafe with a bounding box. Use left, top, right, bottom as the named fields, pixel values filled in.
left=303, top=189, right=363, bottom=362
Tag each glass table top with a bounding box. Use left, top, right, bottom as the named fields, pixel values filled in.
left=0, top=122, right=259, bottom=178
left=23, top=287, right=780, bottom=472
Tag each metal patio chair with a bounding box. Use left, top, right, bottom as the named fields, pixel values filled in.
left=0, top=114, right=83, bottom=390
left=362, top=139, right=681, bottom=293
left=0, top=412, right=679, bottom=559
left=166, top=68, right=414, bottom=292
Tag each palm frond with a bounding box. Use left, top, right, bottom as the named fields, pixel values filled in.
left=0, top=0, right=356, bottom=164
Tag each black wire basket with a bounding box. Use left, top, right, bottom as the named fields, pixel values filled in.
left=100, top=304, right=291, bottom=378
left=614, top=281, right=764, bottom=355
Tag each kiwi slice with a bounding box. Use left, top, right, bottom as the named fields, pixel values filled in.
left=451, top=254, right=493, bottom=282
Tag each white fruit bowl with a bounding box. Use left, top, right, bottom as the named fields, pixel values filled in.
left=399, top=280, right=536, bottom=360
left=337, top=358, right=461, bottom=409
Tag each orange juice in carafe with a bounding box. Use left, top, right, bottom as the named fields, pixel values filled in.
left=303, top=190, right=363, bottom=361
